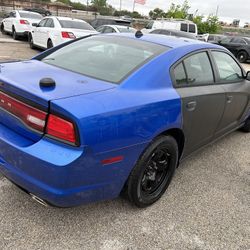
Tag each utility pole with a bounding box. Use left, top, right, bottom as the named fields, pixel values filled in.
left=216, top=5, right=219, bottom=16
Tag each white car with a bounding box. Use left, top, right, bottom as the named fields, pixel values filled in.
left=96, top=25, right=136, bottom=34
left=0, top=10, right=43, bottom=40
left=29, top=16, right=98, bottom=50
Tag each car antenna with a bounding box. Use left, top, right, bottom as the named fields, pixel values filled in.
left=135, top=30, right=143, bottom=38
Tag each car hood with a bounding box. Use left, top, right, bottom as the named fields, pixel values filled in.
left=0, top=59, right=115, bottom=108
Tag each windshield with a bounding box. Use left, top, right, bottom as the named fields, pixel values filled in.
left=19, top=11, right=42, bottom=19
left=42, top=36, right=168, bottom=83
left=59, top=20, right=94, bottom=30
left=117, top=27, right=136, bottom=33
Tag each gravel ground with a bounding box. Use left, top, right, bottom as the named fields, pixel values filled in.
left=0, top=33, right=249, bottom=250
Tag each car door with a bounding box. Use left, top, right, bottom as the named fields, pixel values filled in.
left=227, top=37, right=247, bottom=56
left=211, top=50, right=250, bottom=136
left=32, top=18, right=48, bottom=47
left=42, top=18, right=55, bottom=47
left=172, top=51, right=226, bottom=157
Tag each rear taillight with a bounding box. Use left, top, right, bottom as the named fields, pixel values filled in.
left=0, top=91, right=47, bottom=132
left=20, top=20, right=29, bottom=25
left=46, top=114, right=77, bottom=144
left=61, top=31, right=76, bottom=39
left=0, top=91, right=78, bottom=145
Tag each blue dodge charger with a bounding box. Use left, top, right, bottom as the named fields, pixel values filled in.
left=0, top=33, right=249, bottom=207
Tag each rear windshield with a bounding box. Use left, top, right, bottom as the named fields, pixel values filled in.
left=42, top=36, right=168, bottom=83
left=59, top=20, right=94, bottom=30
left=19, top=11, right=42, bottom=19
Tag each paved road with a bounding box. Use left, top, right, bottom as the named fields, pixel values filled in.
left=0, top=34, right=249, bottom=250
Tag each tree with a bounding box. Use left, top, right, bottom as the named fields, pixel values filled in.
left=165, top=0, right=190, bottom=19
left=193, top=15, right=221, bottom=34
left=149, top=8, right=165, bottom=19
left=91, top=0, right=107, bottom=8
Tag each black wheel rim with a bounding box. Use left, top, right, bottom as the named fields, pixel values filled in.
left=141, top=147, right=171, bottom=195
left=238, top=53, right=246, bottom=62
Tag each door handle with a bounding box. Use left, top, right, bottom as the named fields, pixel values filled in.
left=186, top=101, right=197, bottom=111
left=227, top=95, right=233, bottom=104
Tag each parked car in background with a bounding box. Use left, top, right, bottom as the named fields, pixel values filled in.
left=90, top=18, right=131, bottom=29
left=29, top=16, right=98, bottom=49
left=142, top=19, right=198, bottom=36
left=96, top=25, right=136, bottom=33
left=216, top=36, right=250, bottom=63
left=24, top=8, right=52, bottom=17
left=207, top=34, right=227, bottom=44
left=150, top=29, right=197, bottom=40
left=0, top=10, right=42, bottom=40
left=0, top=34, right=249, bottom=208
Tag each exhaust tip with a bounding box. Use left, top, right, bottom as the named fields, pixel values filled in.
left=30, top=194, right=48, bottom=207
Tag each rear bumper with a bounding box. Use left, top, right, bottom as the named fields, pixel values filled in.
left=0, top=124, right=146, bottom=207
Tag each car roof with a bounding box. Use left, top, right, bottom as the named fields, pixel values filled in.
left=107, top=33, right=222, bottom=50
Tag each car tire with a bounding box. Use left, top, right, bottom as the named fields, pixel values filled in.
left=47, top=39, right=53, bottom=49
left=237, top=51, right=248, bottom=63
left=12, top=27, right=18, bottom=40
left=29, top=34, right=35, bottom=49
left=126, top=135, right=178, bottom=208
left=1, top=24, right=5, bottom=34
left=241, top=117, right=250, bottom=132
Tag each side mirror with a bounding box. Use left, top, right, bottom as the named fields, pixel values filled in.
left=245, top=71, right=250, bottom=81
left=32, top=23, right=38, bottom=27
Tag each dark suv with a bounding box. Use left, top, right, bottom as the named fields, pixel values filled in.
left=217, top=36, right=250, bottom=63
left=90, top=18, right=131, bottom=29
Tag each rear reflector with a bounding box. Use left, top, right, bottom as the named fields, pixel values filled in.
left=61, top=31, right=76, bottom=39
left=0, top=91, right=47, bottom=132
left=46, top=114, right=76, bottom=144
left=101, top=156, right=124, bottom=165
left=20, top=20, right=29, bottom=25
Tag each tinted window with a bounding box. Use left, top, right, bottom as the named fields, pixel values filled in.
left=19, top=11, right=42, bottom=19
left=212, top=51, right=243, bottom=82
left=183, top=52, right=214, bottom=85
left=9, top=12, right=16, bottom=18
left=146, top=21, right=154, bottom=29
left=59, top=20, right=94, bottom=30
left=42, top=36, right=168, bottom=83
left=189, top=24, right=196, bottom=33
left=231, top=38, right=246, bottom=44
left=180, top=23, right=188, bottom=32
left=174, top=63, right=187, bottom=85
left=44, top=18, right=54, bottom=28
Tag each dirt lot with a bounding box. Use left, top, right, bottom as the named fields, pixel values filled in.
left=0, top=34, right=249, bottom=250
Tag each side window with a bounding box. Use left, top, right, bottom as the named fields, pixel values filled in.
left=180, top=23, right=188, bottom=32
left=174, top=63, right=187, bottom=86
left=45, top=19, right=54, bottom=28
left=183, top=52, right=214, bottom=85
left=38, top=19, right=48, bottom=27
left=103, top=27, right=115, bottom=33
left=9, top=12, right=16, bottom=18
left=231, top=38, right=246, bottom=44
left=189, top=24, right=196, bottom=33
left=96, top=26, right=104, bottom=33
left=212, top=51, right=243, bottom=82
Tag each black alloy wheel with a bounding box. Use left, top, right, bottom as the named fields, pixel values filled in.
left=126, top=135, right=178, bottom=207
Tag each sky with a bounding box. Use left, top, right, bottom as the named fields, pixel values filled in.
left=76, top=0, right=250, bottom=25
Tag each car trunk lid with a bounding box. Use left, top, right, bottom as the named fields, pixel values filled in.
left=0, top=59, right=115, bottom=143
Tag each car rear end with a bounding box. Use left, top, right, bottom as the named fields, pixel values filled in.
left=15, top=11, right=42, bottom=36
left=55, top=17, right=98, bottom=46
left=0, top=59, right=117, bottom=207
